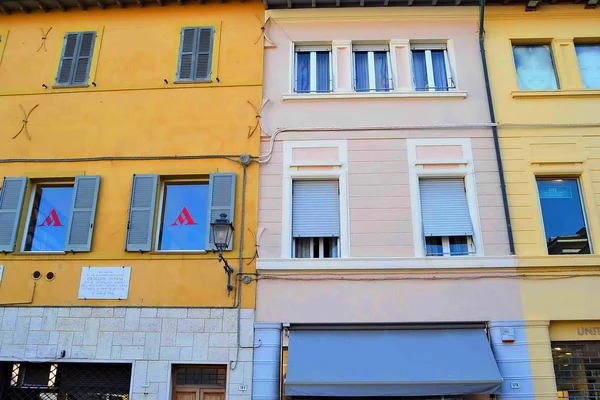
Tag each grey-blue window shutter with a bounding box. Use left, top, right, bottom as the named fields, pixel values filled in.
left=0, top=177, right=27, bottom=253
left=126, top=174, right=158, bottom=252
left=205, top=173, right=236, bottom=251
left=177, top=27, right=198, bottom=81
left=292, top=180, right=340, bottom=238
left=419, top=178, right=474, bottom=237
left=195, top=27, right=214, bottom=81
left=65, top=175, right=100, bottom=252
left=56, top=33, right=80, bottom=85
left=72, top=32, right=96, bottom=85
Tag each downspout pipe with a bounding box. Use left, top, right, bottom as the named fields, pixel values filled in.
left=478, top=0, right=516, bottom=255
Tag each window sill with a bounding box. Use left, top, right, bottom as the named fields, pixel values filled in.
left=257, top=256, right=515, bottom=271
left=173, top=80, right=212, bottom=84
left=283, top=91, right=467, bottom=100
left=512, top=89, right=600, bottom=98
left=11, top=251, right=67, bottom=256
left=149, top=250, right=208, bottom=255
left=52, top=84, right=90, bottom=89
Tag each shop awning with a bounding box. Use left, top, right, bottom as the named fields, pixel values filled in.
left=285, top=328, right=503, bottom=397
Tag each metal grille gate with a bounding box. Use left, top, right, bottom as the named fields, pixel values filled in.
left=0, top=362, right=131, bottom=400
left=553, top=341, right=600, bottom=399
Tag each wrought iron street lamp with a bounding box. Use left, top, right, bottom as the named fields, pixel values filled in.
left=211, top=213, right=235, bottom=296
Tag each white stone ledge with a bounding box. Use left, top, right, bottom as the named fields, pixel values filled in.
left=282, top=91, right=467, bottom=101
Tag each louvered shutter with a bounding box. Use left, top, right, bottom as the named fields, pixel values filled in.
left=126, top=174, right=158, bottom=252
left=0, top=177, right=27, bottom=252
left=292, top=181, right=340, bottom=238
left=195, top=27, right=214, bottom=81
left=65, top=175, right=100, bottom=252
left=72, top=32, right=95, bottom=85
left=419, top=179, right=474, bottom=237
left=56, top=33, right=79, bottom=85
left=205, top=173, right=236, bottom=251
left=177, top=28, right=198, bottom=81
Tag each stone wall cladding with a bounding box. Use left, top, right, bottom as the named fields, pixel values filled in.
left=0, top=307, right=255, bottom=400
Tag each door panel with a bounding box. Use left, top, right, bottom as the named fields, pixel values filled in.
left=201, top=389, right=225, bottom=400
left=174, top=387, right=199, bottom=400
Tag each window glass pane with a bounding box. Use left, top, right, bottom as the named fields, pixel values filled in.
left=575, top=44, right=600, bottom=89
left=425, top=237, right=443, bottom=256
left=158, top=183, right=208, bottom=251
left=323, top=237, right=338, bottom=258
left=513, top=45, right=558, bottom=90
left=431, top=50, right=449, bottom=91
left=537, top=179, right=590, bottom=255
left=354, top=51, right=369, bottom=92
left=294, top=237, right=312, bottom=258
left=316, top=51, right=331, bottom=93
left=24, top=185, right=73, bottom=252
left=449, top=236, right=469, bottom=256
left=412, top=50, right=428, bottom=91
left=296, top=52, right=311, bottom=93
left=374, top=51, right=390, bottom=92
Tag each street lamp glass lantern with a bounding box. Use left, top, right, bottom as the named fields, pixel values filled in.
left=211, top=213, right=234, bottom=250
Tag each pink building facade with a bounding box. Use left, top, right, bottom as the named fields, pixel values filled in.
left=253, top=7, right=533, bottom=400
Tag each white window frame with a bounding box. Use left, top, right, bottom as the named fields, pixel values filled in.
left=410, top=43, right=454, bottom=92
left=352, top=44, right=393, bottom=92
left=154, top=178, right=209, bottom=253
left=281, top=140, right=350, bottom=259
left=425, top=236, right=475, bottom=257
left=407, top=138, right=484, bottom=258
left=21, top=181, right=75, bottom=253
left=293, top=45, right=333, bottom=93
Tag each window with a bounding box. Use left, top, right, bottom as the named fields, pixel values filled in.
left=126, top=173, right=235, bottom=253
left=172, top=365, right=226, bottom=400
left=575, top=43, right=600, bottom=89
left=552, top=341, right=600, bottom=399
left=294, top=45, right=332, bottom=93
left=291, top=180, right=340, bottom=258
left=537, top=178, right=590, bottom=255
left=512, top=44, right=559, bottom=90
left=177, top=27, right=214, bottom=82
left=353, top=44, right=392, bottom=92
left=56, top=31, right=96, bottom=86
left=419, top=179, right=475, bottom=257
left=411, top=44, right=454, bottom=91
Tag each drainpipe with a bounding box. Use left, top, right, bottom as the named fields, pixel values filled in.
left=478, top=0, right=516, bottom=255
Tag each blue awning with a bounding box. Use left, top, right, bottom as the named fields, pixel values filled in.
left=285, top=328, right=503, bottom=397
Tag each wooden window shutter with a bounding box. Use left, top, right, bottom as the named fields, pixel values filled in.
left=73, top=32, right=96, bottom=85
left=56, top=33, right=80, bottom=85
left=0, top=177, right=27, bottom=253
left=205, top=173, right=236, bottom=251
left=177, top=27, right=198, bottom=81
left=195, top=27, right=214, bottom=81
left=125, top=174, right=158, bottom=252
left=65, top=175, right=100, bottom=252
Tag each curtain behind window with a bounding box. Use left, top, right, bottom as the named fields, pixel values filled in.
left=354, top=52, right=369, bottom=92
left=316, top=52, right=330, bottom=93
left=374, top=52, right=390, bottom=92
left=431, top=50, right=449, bottom=91
left=412, top=51, right=428, bottom=91
left=296, top=52, right=311, bottom=93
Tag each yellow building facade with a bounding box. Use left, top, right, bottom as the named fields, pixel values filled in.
left=0, top=3, right=262, bottom=399
left=486, top=5, right=600, bottom=398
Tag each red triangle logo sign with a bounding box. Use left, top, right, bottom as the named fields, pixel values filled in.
left=39, top=209, right=64, bottom=227
left=171, top=207, right=197, bottom=226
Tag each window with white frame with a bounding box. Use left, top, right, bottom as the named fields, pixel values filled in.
left=294, top=45, right=332, bottom=93
left=419, top=178, right=474, bottom=256
left=291, top=180, right=340, bottom=258
left=411, top=44, right=454, bottom=92
left=353, top=44, right=392, bottom=92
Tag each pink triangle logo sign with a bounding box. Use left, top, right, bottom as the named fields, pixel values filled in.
left=39, top=209, right=64, bottom=227
left=171, top=207, right=197, bottom=226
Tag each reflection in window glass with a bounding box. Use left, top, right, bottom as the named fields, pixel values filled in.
left=24, top=185, right=73, bottom=252
left=575, top=44, right=600, bottom=89
left=513, top=45, right=558, bottom=90
left=425, top=237, right=443, bottom=256
left=158, top=183, right=208, bottom=251
left=449, top=236, right=469, bottom=256
left=537, top=179, right=590, bottom=255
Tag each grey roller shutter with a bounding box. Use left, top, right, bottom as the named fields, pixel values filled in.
left=292, top=180, right=340, bottom=238
left=205, top=173, right=236, bottom=251
left=0, top=177, right=27, bottom=253
left=177, top=27, right=197, bottom=81
left=56, top=33, right=79, bottom=85
left=195, top=27, right=213, bottom=81
left=419, top=178, right=473, bottom=237
left=126, top=174, right=158, bottom=252
left=65, top=175, right=100, bottom=252
left=72, top=32, right=95, bottom=85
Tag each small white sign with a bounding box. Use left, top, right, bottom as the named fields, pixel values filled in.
left=78, top=267, right=131, bottom=300
left=0, top=265, right=4, bottom=286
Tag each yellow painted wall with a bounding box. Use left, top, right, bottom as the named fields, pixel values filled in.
left=0, top=3, right=263, bottom=307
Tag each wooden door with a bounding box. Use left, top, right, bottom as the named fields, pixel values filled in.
left=174, top=387, right=200, bottom=400
left=201, top=388, right=225, bottom=400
